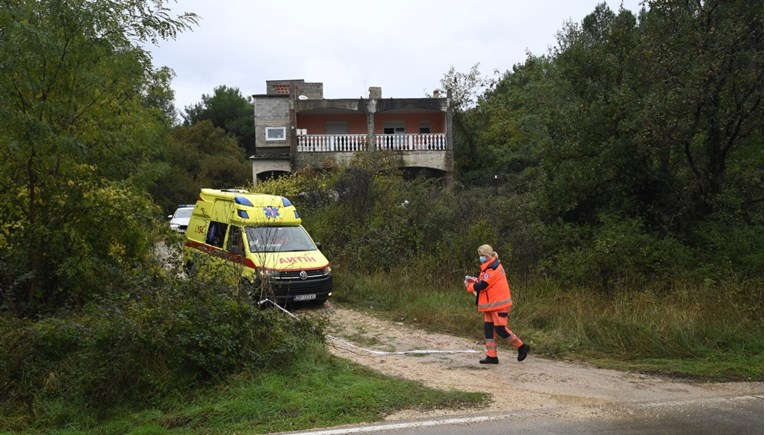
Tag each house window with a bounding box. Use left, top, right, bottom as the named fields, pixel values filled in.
left=265, top=127, right=286, bottom=141
left=383, top=127, right=405, bottom=134
left=383, top=120, right=405, bottom=135
left=419, top=121, right=431, bottom=134
left=383, top=121, right=405, bottom=149
left=325, top=121, right=348, bottom=135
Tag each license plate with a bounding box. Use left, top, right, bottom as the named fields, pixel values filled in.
left=294, top=293, right=316, bottom=301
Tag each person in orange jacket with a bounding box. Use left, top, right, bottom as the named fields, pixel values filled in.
left=464, top=244, right=530, bottom=364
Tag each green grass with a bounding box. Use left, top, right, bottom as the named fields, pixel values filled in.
left=5, top=270, right=759, bottom=433
left=333, top=271, right=763, bottom=381
left=5, top=341, right=486, bottom=434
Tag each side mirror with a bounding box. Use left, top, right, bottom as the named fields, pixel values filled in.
left=315, top=242, right=322, bottom=250
left=167, top=215, right=172, bottom=219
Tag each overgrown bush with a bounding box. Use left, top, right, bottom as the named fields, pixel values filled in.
left=538, top=213, right=695, bottom=290
left=254, top=161, right=762, bottom=292
left=255, top=164, right=498, bottom=283
left=691, top=214, right=763, bottom=279
left=0, top=266, right=322, bottom=424
left=0, top=181, right=160, bottom=317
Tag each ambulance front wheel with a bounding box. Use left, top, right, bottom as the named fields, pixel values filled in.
left=183, top=261, right=195, bottom=277
left=239, top=278, right=261, bottom=305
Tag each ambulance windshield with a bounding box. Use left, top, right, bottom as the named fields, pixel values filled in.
left=245, top=226, right=316, bottom=253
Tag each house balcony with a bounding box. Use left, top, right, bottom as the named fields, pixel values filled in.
left=297, top=133, right=447, bottom=152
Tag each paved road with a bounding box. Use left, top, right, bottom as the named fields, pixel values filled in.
left=285, top=393, right=763, bottom=435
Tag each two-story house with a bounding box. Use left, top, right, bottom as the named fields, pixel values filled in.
left=249, top=79, right=453, bottom=185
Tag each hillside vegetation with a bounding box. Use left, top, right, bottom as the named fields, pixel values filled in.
left=0, top=0, right=761, bottom=433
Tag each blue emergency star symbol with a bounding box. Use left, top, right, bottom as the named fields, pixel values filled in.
left=264, top=206, right=280, bottom=219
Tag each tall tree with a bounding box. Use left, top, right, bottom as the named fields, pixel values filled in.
left=143, top=66, right=180, bottom=127
left=515, top=0, right=762, bottom=231
left=461, top=1, right=762, bottom=282
left=638, top=0, right=763, bottom=221
left=537, top=4, right=644, bottom=224
left=438, top=64, right=496, bottom=183
left=183, top=85, right=255, bottom=155
left=151, top=121, right=252, bottom=214
left=473, top=54, right=561, bottom=192
left=0, top=0, right=197, bottom=315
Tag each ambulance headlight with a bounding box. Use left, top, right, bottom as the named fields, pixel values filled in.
left=322, top=266, right=332, bottom=276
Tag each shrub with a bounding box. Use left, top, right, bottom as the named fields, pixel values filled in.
left=0, top=181, right=160, bottom=317
left=254, top=161, right=761, bottom=291
left=0, top=268, right=322, bottom=423
left=540, top=213, right=693, bottom=291
left=691, top=214, right=763, bottom=279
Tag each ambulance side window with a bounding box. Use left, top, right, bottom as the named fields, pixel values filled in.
left=227, top=226, right=244, bottom=255
left=206, top=221, right=227, bottom=248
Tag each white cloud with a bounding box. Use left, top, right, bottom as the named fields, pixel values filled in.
left=148, top=0, right=643, bottom=111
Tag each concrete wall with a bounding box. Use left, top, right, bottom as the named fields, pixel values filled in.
left=294, top=150, right=452, bottom=173
left=251, top=80, right=454, bottom=186
left=251, top=158, right=291, bottom=187
left=251, top=159, right=291, bottom=175
left=253, top=95, right=291, bottom=151
left=266, top=79, right=323, bottom=99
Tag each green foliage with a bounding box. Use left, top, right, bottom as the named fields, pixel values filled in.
left=150, top=120, right=251, bottom=214
left=183, top=85, right=255, bottom=154
left=518, top=276, right=763, bottom=379
left=448, top=0, right=763, bottom=284
left=540, top=214, right=694, bottom=290
left=0, top=0, right=197, bottom=316
left=6, top=341, right=486, bottom=434
left=0, top=271, right=321, bottom=426
left=256, top=159, right=503, bottom=280
left=437, top=64, right=498, bottom=179
left=256, top=139, right=760, bottom=288
left=0, top=175, right=161, bottom=315
left=143, top=66, right=180, bottom=126
left=691, top=214, right=763, bottom=278
left=637, top=0, right=763, bottom=217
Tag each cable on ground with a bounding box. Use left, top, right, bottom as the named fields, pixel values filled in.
left=259, top=298, right=479, bottom=356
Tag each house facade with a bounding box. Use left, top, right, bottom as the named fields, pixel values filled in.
left=250, top=79, right=453, bottom=185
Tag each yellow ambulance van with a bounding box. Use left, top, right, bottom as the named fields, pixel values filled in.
left=183, top=188, right=332, bottom=306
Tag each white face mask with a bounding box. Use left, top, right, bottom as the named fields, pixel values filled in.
left=479, top=255, right=487, bottom=263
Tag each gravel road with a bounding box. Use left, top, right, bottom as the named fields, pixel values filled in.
left=306, top=302, right=762, bottom=424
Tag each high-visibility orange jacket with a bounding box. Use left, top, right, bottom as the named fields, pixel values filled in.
left=465, top=256, right=513, bottom=312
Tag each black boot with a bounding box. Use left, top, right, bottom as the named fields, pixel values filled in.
left=517, top=343, right=530, bottom=362
left=479, top=356, right=499, bottom=364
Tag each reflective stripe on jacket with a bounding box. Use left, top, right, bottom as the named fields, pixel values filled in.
left=466, top=256, right=512, bottom=312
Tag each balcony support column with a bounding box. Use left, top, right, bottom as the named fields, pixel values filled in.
left=366, top=98, right=376, bottom=152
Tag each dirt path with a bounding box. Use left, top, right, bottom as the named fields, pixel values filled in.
left=306, top=302, right=762, bottom=422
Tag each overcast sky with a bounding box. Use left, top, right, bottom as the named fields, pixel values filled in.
left=147, top=0, right=643, bottom=113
